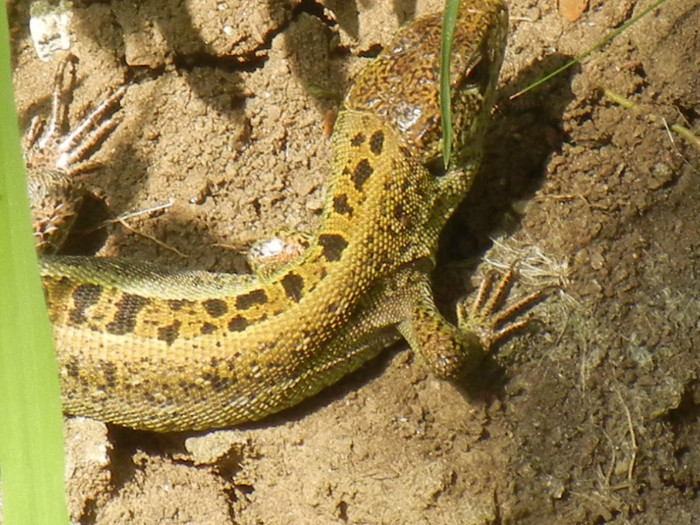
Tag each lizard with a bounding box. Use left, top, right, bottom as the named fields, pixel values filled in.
left=31, top=0, right=529, bottom=432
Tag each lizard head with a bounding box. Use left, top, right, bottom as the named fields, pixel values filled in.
left=344, top=0, right=508, bottom=172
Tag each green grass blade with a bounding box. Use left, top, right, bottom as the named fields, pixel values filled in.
left=0, top=7, right=70, bottom=525
left=439, top=0, right=460, bottom=168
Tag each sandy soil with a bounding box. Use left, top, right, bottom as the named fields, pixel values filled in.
left=8, top=0, right=700, bottom=523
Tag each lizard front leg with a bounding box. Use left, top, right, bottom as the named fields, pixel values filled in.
left=397, top=266, right=541, bottom=380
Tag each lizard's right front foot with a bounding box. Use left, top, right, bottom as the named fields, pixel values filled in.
left=458, top=268, right=543, bottom=352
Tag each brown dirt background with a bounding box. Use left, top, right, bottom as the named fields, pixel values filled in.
left=8, top=0, right=700, bottom=523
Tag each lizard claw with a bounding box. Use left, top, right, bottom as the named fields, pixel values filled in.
left=458, top=267, right=543, bottom=350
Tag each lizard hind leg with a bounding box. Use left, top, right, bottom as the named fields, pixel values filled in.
left=25, top=54, right=127, bottom=254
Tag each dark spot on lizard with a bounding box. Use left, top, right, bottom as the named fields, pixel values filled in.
left=318, top=233, right=349, bottom=262
left=168, top=299, right=196, bottom=312
left=350, top=132, right=366, bottom=147
left=235, top=289, right=268, bottom=310
left=105, top=293, right=149, bottom=335
left=332, top=194, right=353, bottom=215
left=351, top=158, right=374, bottom=191
left=100, top=360, right=117, bottom=389
left=157, top=320, right=182, bottom=346
left=200, top=322, right=217, bottom=335
left=369, top=130, right=384, bottom=155
left=228, top=315, right=249, bottom=332
left=281, top=272, right=304, bottom=302
left=202, top=298, right=228, bottom=318
left=68, top=283, right=103, bottom=326
left=64, top=356, right=81, bottom=380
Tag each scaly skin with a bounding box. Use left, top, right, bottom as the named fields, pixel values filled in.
left=38, top=1, right=509, bottom=432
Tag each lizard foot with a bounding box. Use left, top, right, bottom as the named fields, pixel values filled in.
left=458, top=268, right=543, bottom=351
left=25, top=53, right=127, bottom=253
left=24, top=54, right=127, bottom=176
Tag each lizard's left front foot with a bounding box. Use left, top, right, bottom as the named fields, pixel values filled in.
left=458, top=268, right=542, bottom=351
